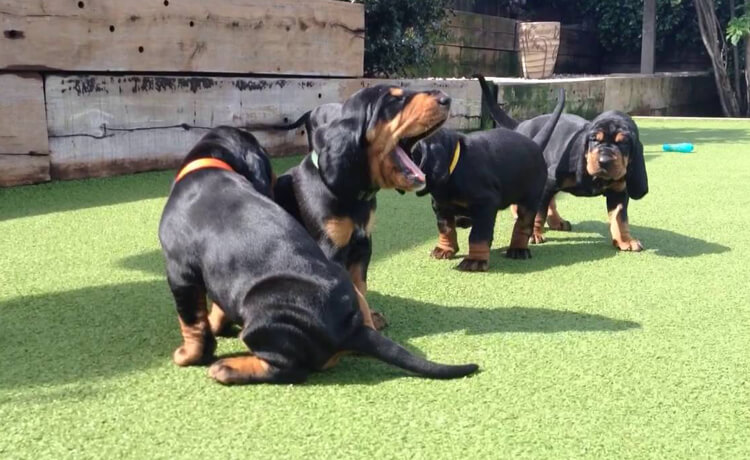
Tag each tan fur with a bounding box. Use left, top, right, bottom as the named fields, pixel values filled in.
left=365, top=93, right=446, bottom=190
left=349, top=263, right=368, bottom=297
left=510, top=206, right=534, bottom=249
left=209, top=355, right=271, bottom=383
left=467, top=242, right=490, bottom=261
left=365, top=210, right=376, bottom=236
left=173, top=293, right=211, bottom=366
left=437, top=227, right=459, bottom=252
left=325, top=217, right=355, bottom=248
left=608, top=204, right=642, bottom=251
left=208, top=302, right=229, bottom=336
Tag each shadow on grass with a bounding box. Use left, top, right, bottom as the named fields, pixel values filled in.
left=309, top=291, right=640, bottom=385
left=574, top=221, right=730, bottom=258
left=0, top=156, right=304, bottom=222
left=0, top=280, right=176, bottom=390
left=0, top=281, right=639, bottom=389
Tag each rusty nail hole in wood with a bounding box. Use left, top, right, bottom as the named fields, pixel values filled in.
left=138, top=46, right=144, bottom=53
left=318, top=93, right=322, bottom=99
left=283, top=117, right=289, bottom=123
left=164, top=0, right=169, bottom=5
left=109, top=25, right=115, bottom=32
left=4, top=30, right=24, bottom=39
left=78, top=1, right=84, bottom=8
left=285, top=26, right=290, bottom=31
left=189, top=21, right=195, bottom=27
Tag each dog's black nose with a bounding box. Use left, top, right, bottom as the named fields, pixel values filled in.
left=438, top=96, right=452, bottom=107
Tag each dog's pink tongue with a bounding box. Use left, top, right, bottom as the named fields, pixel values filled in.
left=394, top=146, right=425, bottom=182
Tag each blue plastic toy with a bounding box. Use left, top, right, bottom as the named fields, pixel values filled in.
left=662, top=143, right=694, bottom=153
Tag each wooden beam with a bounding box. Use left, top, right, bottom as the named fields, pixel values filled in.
left=45, top=75, right=481, bottom=180
left=0, top=73, right=48, bottom=155
left=0, top=154, right=50, bottom=187
left=640, top=0, right=656, bottom=74
left=0, top=0, right=364, bottom=76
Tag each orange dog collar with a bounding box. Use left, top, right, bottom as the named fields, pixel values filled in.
left=175, top=158, right=234, bottom=183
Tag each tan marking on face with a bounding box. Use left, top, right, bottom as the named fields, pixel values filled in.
left=365, top=92, right=447, bottom=190
left=325, top=217, right=355, bottom=248
left=389, top=87, right=404, bottom=97
left=595, top=131, right=605, bottom=142
left=614, top=132, right=627, bottom=143
left=173, top=293, right=211, bottom=367
left=586, top=148, right=601, bottom=176
left=607, top=178, right=627, bottom=192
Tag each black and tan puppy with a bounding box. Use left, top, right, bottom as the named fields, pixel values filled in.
left=476, top=75, right=648, bottom=250
left=274, top=85, right=450, bottom=323
left=410, top=89, right=565, bottom=272
left=158, top=126, right=477, bottom=384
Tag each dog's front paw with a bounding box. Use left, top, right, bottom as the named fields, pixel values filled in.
left=506, top=248, right=532, bottom=260
left=456, top=258, right=489, bottom=272
left=613, top=238, right=643, bottom=252
left=530, top=231, right=546, bottom=244
left=371, top=311, right=388, bottom=330
left=431, top=246, right=457, bottom=259
left=173, top=344, right=212, bottom=367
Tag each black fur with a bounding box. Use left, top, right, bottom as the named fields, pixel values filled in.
left=411, top=89, right=566, bottom=271
left=158, top=126, right=478, bottom=384
left=274, top=85, right=450, bottom=292
left=476, top=74, right=648, bottom=249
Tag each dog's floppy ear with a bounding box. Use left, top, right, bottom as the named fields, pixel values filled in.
left=313, top=116, right=367, bottom=198
left=626, top=135, right=648, bottom=199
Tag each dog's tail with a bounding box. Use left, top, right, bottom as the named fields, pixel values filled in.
left=344, top=327, right=478, bottom=379
left=473, top=73, right=519, bottom=129
left=531, top=88, right=566, bottom=152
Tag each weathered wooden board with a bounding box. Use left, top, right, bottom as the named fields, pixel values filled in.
left=0, top=154, right=50, bottom=187
left=45, top=75, right=482, bottom=180
left=442, top=11, right=516, bottom=51
left=603, top=72, right=719, bottom=116
left=0, top=73, right=48, bottom=154
left=0, top=0, right=364, bottom=76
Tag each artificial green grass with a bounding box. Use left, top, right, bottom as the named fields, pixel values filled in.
left=1, top=119, right=749, bottom=459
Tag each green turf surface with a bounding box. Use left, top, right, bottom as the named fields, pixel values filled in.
left=1, top=118, right=749, bottom=458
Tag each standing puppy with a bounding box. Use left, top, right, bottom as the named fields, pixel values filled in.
left=476, top=74, right=648, bottom=250
left=274, top=86, right=450, bottom=324
left=158, top=126, right=478, bottom=384
left=410, top=89, right=565, bottom=272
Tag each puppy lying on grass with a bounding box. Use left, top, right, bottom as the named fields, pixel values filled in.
left=158, top=126, right=479, bottom=384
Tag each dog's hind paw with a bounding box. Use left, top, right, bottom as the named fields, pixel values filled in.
left=371, top=311, right=388, bottom=330
left=529, top=231, right=547, bottom=244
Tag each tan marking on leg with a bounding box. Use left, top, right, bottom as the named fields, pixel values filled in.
left=608, top=204, right=643, bottom=251
left=531, top=210, right=547, bottom=244
left=325, top=217, right=355, bottom=248
left=510, top=204, right=519, bottom=220
left=354, top=285, right=376, bottom=330
left=546, top=195, right=571, bottom=231
left=208, top=302, right=229, bottom=336
left=510, top=208, right=534, bottom=250
left=322, top=351, right=352, bottom=370
left=365, top=210, right=376, bottom=236
left=468, top=242, right=490, bottom=261
left=209, top=355, right=271, bottom=384
left=173, top=293, right=211, bottom=367
left=349, top=263, right=368, bottom=297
